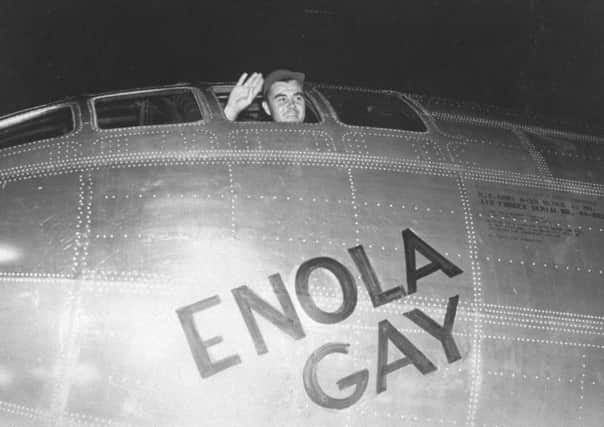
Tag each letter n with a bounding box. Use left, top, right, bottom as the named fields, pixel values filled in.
left=232, top=274, right=306, bottom=355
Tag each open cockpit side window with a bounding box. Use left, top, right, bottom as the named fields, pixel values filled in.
left=211, top=86, right=321, bottom=123
left=94, top=89, right=202, bottom=129
left=318, top=87, right=427, bottom=132
left=0, top=105, right=75, bottom=149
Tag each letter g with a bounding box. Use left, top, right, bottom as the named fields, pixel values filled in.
left=302, top=343, right=368, bottom=410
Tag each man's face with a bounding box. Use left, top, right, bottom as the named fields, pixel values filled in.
left=262, top=80, right=306, bottom=123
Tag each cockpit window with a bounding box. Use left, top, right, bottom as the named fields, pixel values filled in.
left=0, top=106, right=75, bottom=149
left=211, top=86, right=321, bottom=123
left=319, top=88, right=427, bottom=132
left=94, top=89, right=202, bottom=129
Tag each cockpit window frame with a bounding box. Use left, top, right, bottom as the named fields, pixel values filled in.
left=315, top=85, right=430, bottom=134
left=0, top=102, right=80, bottom=150
left=209, top=84, right=325, bottom=125
left=90, top=86, right=207, bottom=131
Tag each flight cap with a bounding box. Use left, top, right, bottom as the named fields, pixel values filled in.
left=262, top=69, right=305, bottom=98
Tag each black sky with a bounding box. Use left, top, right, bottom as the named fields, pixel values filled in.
left=0, top=0, right=602, bottom=126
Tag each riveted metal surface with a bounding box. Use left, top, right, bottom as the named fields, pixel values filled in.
left=435, top=119, right=541, bottom=175
left=91, top=128, right=219, bottom=156
left=468, top=181, right=604, bottom=315
left=0, top=174, right=81, bottom=277
left=0, top=83, right=602, bottom=427
left=86, top=164, right=233, bottom=283
left=227, top=127, right=335, bottom=152
left=342, top=130, right=444, bottom=162
left=349, top=169, right=471, bottom=300
left=0, top=279, right=73, bottom=424
left=526, top=132, right=604, bottom=185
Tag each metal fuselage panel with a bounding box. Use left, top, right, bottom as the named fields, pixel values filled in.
left=0, top=88, right=602, bottom=427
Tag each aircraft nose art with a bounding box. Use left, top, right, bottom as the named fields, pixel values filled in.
left=0, top=91, right=603, bottom=427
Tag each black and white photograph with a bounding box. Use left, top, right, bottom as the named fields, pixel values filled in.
left=0, top=1, right=603, bottom=426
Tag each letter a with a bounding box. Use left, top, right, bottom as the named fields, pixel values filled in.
left=402, top=228, right=462, bottom=294
left=376, top=320, right=436, bottom=393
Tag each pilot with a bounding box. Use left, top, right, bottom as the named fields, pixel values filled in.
left=224, top=69, right=306, bottom=123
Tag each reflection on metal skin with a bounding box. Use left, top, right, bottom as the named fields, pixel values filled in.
left=0, top=244, right=20, bottom=264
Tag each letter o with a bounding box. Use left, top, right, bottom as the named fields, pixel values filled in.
left=295, top=257, right=357, bottom=324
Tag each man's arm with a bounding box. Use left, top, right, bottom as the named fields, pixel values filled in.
left=224, top=72, right=264, bottom=121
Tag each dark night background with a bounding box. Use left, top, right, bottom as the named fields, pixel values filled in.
left=0, top=0, right=602, bottom=127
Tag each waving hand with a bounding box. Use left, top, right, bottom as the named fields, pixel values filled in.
left=224, top=72, right=264, bottom=120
